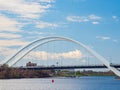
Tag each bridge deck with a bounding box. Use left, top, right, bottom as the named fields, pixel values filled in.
left=17, top=64, right=120, bottom=70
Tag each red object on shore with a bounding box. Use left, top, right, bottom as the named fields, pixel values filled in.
left=52, top=79, right=54, bottom=83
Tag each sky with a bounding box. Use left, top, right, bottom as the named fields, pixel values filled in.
left=0, top=0, right=120, bottom=66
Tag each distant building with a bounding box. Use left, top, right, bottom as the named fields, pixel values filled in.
left=26, top=62, right=37, bottom=67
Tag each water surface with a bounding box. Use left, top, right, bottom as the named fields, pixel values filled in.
left=0, top=76, right=120, bottom=90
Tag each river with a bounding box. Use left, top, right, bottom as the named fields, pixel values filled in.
left=0, top=76, right=120, bottom=90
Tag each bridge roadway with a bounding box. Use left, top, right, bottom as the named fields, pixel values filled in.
left=18, top=64, right=120, bottom=70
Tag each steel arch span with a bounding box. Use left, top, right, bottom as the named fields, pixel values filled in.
left=2, top=36, right=120, bottom=77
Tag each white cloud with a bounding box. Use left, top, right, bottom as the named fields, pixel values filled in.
left=96, top=36, right=119, bottom=43
left=39, top=0, right=55, bottom=3
left=96, top=36, right=111, bottom=40
left=113, top=39, right=118, bottom=43
left=25, top=50, right=83, bottom=60
left=0, top=39, right=28, bottom=47
left=112, top=16, right=119, bottom=21
left=0, top=15, right=22, bottom=32
left=66, top=16, right=89, bottom=22
left=0, top=33, right=21, bottom=38
left=0, top=0, right=56, bottom=44
left=61, top=50, right=83, bottom=59
left=112, top=16, right=117, bottom=19
left=36, top=21, right=59, bottom=28
left=67, top=16, right=79, bottom=22
left=66, top=14, right=101, bottom=24
left=81, top=59, right=86, bottom=63
left=88, top=14, right=101, bottom=20
left=92, top=21, right=99, bottom=25
left=25, top=31, right=44, bottom=35
left=0, top=49, right=83, bottom=64
left=0, top=0, right=53, bottom=19
left=102, top=37, right=110, bottom=40
left=0, top=47, right=17, bottom=58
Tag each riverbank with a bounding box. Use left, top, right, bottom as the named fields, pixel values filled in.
left=55, top=70, right=116, bottom=77
left=0, top=64, right=116, bottom=79
left=0, top=64, right=55, bottom=79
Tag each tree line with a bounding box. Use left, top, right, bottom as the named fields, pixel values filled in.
left=0, top=64, right=55, bottom=79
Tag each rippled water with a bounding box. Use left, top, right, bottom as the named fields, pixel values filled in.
left=0, top=76, right=120, bottom=90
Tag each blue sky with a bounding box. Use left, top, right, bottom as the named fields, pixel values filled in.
left=0, top=0, right=120, bottom=66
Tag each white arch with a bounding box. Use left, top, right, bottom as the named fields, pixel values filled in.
left=9, top=39, right=63, bottom=66
left=0, top=37, right=57, bottom=64
left=2, top=36, right=120, bottom=77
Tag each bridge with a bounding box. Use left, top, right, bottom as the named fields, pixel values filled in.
left=0, top=36, right=120, bottom=77
left=18, top=64, right=120, bottom=70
